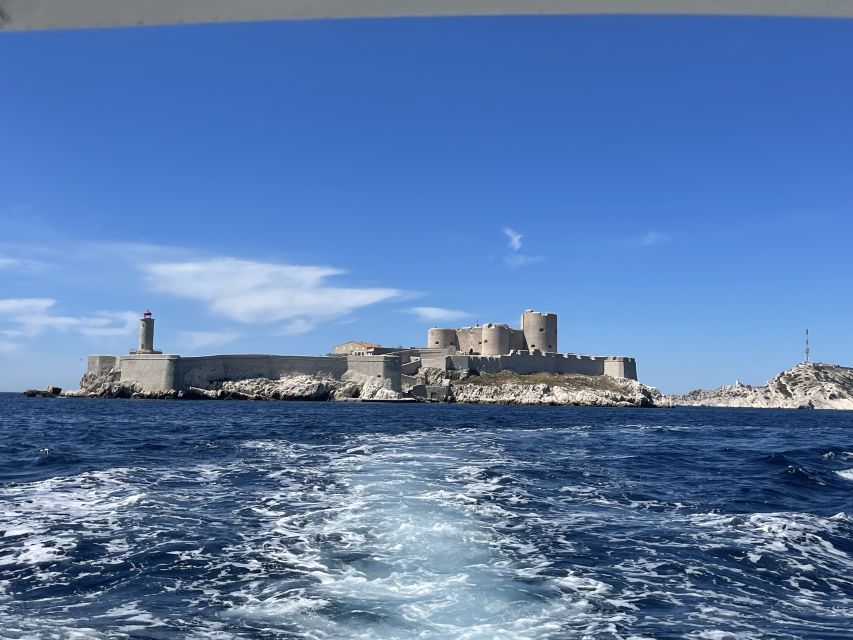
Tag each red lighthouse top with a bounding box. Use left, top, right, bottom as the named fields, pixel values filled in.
left=143, top=309, right=152, bottom=318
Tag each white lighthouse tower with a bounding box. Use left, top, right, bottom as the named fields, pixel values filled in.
left=130, top=309, right=162, bottom=354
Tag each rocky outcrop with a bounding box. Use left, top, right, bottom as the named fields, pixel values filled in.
left=63, top=365, right=661, bottom=406
left=63, top=371, right=403, bottom=401
left=448, top=372, right=662, bottom=407
left=23, top=386, right=62, bottom=398
left=670, top=363, right=853, bottom=410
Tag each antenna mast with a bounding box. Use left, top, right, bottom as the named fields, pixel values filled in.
left=803, top=329, right=810, bottom=364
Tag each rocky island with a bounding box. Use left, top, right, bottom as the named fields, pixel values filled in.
left=47, top=310, right=852, bottom=410
left=64, top=366, right=662, bottom=407
left=55, top=308, right=656, bottom=407
left=669, top=363, right=853, bottom=410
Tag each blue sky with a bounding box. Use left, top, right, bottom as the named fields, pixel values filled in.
left=1, top=15, right=852, bottom=393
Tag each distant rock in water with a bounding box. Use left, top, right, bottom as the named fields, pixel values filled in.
left=23, top=386, right=62, bottom=398
left=670, top=363, right=853, bottom=410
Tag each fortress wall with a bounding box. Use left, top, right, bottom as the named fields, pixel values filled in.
left=496, top=353, right=561, bottom=374
left=508, top=328, right=527, bottom=352
left=87, top=355, right=118, bottom=375
left=456, top=327, right=481, bottom=354
left=178, top=355, right=349, bottom=389
left=346, top=355, right=402, bottom=391
left=390, top=348, right=450, bottom=364
left=413, top=348, right=453, bottom=359
left=604, top=358, right=637, bottom=380
left=401, top=360, right=422, bottom=375
left=556, top=355, right=606, bottom=376
left=118, top=355, right=180, bottom=392
left=417, top=353, right=636, bottom=380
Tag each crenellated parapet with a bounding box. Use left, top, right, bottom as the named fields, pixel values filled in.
left=427, top=308, right=558, bottom=356
left=417, top=352, right=638, bottom=380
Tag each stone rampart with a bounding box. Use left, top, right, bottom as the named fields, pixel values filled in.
left=87, top=355, right=118, bottom=376
left=91, top=353, right=402, bottom=393
left=345, top=355, right=402, bottom=391
left=119, top=355, right=180, bottom=392
left=178, top=355, right=350, bottom=389
left=419, top=352, right=637, bottom=380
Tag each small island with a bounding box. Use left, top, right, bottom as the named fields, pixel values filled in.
left=30, top=310, right=853, bottom=410
left=57, top=308, right=659, bottom=407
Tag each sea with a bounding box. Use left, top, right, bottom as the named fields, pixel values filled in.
left=1, top=394, right=852, bottom=640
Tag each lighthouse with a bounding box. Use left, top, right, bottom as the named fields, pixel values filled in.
left=130, top=310, right=162, bottom=354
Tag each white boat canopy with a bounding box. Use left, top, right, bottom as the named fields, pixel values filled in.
left=2, top=0, right=853, bottom=31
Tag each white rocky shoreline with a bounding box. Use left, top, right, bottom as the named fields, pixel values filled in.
left=668, top=363, right=853, bottom=411
left=52, top=367, right=663, bottom=407
left=31, top=362, right=853, bottom=410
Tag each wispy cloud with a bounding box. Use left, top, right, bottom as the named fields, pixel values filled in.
left=629, top=231, right=672, bottom=248
left=0, top=256, right=49, bottom=271
left=406, top=306, right=471, bottom=323
left=177, top=330, right=240, bottom=350
left=0, top=298, right=137, bottom=345
left=501, top=227, right=543, bottom=269
left=504, top=254, right=544, bottom=268
left=503, top=227, right=523, bottom=251
left=141, top=258, right=401, bottom=335
left=278, top=318, right=315, bottom=336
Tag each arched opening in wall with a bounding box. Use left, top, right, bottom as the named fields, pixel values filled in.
left=469, top=349, right=474, bottom=355
left=531, top=344, right=536, bottom=349
left=548, top=345, right=553, bottom=350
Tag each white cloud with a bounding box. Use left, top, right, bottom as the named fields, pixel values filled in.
left=0, top=253, right=51, bottom=271
left=0, top=298, right=55, bottom=315
left=77, top=312, right=139, bottom=337
left=504, top=254, right=544, bottom=268
left=0, top=298, right=137, bottom=342
left=141, top=258, right=401, bottom=331
left=503, top=227, right=523, bottom=251
left=630, top=231, right=672, bottom=248
left=177, top=330, right=240, bottom=350
left=278, top=318, right=315, bottom=336
left=406, top=306, right=471, bottom=323
left=501, top=227, right=542, bottom=268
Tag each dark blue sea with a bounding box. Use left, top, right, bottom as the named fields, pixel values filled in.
left=1, top=394, right=852, bottom=639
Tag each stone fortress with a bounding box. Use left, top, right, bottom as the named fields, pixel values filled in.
left=83, top=308, right=637, bottom=397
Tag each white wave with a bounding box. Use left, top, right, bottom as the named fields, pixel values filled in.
left=3, top=424, right=851, bottom=639
left=835, top=468, right=853, bottom=481
left=222, top=431, right=623, bottom=639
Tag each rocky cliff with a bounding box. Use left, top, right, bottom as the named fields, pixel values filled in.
left=63, top=366, right=662, bottom=406
left=447, top=371, right=662, bottom=407
left=63, top=369, right=402, bottom=401
left=670, top=363, right=853, bottom=410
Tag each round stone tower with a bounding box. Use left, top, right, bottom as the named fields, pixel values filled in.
left=427, top=328, right=458, bottom=350
left=521, top=309, right=557, bottom=353
left=481, top=323, right=510, bottom=356
left=139, top=309, right=155, bottom=353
